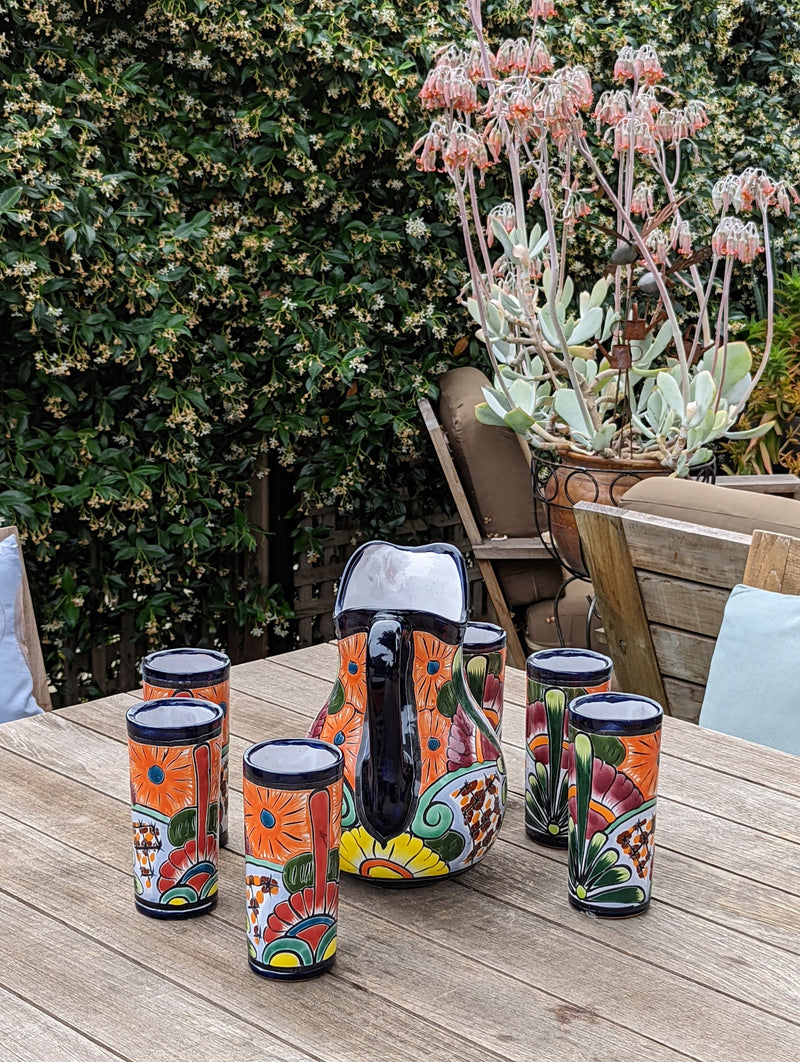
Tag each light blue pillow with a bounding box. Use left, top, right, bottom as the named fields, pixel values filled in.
left=0, top=535, right=44, bottom=723
left=700, top=583, right=800, bottom=756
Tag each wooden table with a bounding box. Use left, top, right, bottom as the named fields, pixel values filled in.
left=0, top=644, right=798, bottom=1061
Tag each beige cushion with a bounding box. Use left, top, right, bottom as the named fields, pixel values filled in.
left=619, top=477, right=800, bottom=536
left=438, top=366, right=561, bottom=605
left=438, top=366, right=539, bottom=537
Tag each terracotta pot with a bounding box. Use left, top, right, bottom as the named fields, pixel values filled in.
left=535, top=451, right=668, bottom=577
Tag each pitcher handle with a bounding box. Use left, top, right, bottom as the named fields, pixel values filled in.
left=357, top=615, right=419, bottom=844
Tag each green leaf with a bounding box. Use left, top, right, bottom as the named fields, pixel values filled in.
left=0, top=186, right=23, bottom=214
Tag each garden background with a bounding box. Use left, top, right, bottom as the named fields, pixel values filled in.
left=1, top=0, right=798, bottom=704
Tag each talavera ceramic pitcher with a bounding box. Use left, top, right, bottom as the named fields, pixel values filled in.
left=309, top=541, right=507, bottom=884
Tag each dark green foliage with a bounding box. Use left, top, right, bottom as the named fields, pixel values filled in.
left=1, top=0, right=798, bottom=699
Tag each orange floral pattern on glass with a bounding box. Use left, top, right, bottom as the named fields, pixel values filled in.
left=618, top=731, right=661, bottom=799
left=418, top=708, right=450, bottom=791
left=128, top=741, right=196, bottom=817
left=243, top=782, right=311, bottom=864
left=412, top=631, right=457, bottom=710
left=338, top=632, right=367, bottom=711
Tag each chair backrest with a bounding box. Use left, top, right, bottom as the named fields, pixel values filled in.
left=0, top=526, right=51, bottom=714
left=573, top=501, right=753, bottom=721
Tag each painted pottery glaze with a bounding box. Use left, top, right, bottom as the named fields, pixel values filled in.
left=525, top=648, right=613, bottom=846
left=126, top=697, right=224, bottom=919
left=243, top=739, right=344, bottom=979
left=462, top=621, right=506, bottom=741
left=309, top=541, right=507, bottom=884
left=567, top=692, right=663, bottom=916
left=142, top=648, right=231, bottom=847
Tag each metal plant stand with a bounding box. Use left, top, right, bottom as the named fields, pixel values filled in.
left=530, top=450, right=716, bottom=647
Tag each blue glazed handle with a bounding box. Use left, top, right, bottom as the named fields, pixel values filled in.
left=357, top=615, right=419, bottom=844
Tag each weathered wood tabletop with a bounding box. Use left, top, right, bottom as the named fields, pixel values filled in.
left=0, top=643, right=798, bottom=1062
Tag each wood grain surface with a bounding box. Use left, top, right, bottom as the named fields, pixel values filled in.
left=0, top=647, right=797, bottom=1062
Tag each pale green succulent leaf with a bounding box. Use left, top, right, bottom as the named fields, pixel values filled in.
left=568, top=305, right=604, bottom=346
left=723, top=420, right=777, bottom=440
left=655, top=371, right=685, bottom=416
left=473, top=402, right=506, bottom=427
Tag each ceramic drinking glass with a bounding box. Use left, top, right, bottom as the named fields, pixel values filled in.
left=142, top=648, right=231, bottom=847
left=243, top=738, right=344, bottom=979
left=567, top=692, right=663, bottom=916
left=126, top=697, right=224, bottom=919
left=525, top=648, right=613, bottom=845
left=462, top=621, right=506, bottom=740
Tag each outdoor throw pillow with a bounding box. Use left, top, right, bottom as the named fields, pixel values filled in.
left=0, top=534, right=44, bottom=723
left=699, top=583, right=800, bottom=756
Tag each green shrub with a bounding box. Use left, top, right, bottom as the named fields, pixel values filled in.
left=1, top=0, right=798, bottom=700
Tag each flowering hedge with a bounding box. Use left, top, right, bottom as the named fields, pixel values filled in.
left=0, top=0, right=798, bottom=699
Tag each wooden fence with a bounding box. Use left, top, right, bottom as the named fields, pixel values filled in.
left=51, top=477, right=483, bottom=706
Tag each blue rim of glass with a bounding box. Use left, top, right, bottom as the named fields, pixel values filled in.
left=244, top=738, right=344, bottom=791
left=141, top=647, right=230, bottom=688
left=527, top=648, right=613, bottom=687
left=568, top=691, right=663, bottom=736
left=463, top=621, right=506, bottom=653
left=126, top=697, right=225, bottom=746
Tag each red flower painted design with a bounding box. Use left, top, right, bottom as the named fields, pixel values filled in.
left=567, top=750, right=645, bottom=837
left=482, top=671, right=504, bottom=731
left=158, top=837, right=218, bottom=896
left=447, top=705, right=499, bottom=771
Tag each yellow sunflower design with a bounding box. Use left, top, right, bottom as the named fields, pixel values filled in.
left=340, top=827, right=448, bottom=880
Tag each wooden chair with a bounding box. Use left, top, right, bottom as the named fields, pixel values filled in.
left=418, top=396, right=550, bottom=668
left=573, top=495, right=800, bottom=722
left=0, top=526, right=51, bottom=712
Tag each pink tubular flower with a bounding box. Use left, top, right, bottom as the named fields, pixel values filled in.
left=646, top=227, right=670, bottom=266
left=614, top=45, right=635, bottom=82
left=712, top=217, right=762, bottom=263
left=528, top=0, right=557, bottom=18
left=775, top=179, right=800, bottom=217
left=420, top=50, right=479, bottom=113
left=635, top=44, right=664, bottom=85
left=631, top=182, right=654, bottom=217
left=593, top=89, right=630, bottom=127
left=671, top=219, right=693, bottom=257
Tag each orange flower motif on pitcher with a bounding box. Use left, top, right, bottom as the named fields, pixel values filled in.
left=618, top=731, right=661, bottom=799
left=243, top=784, right=311, bottom=865
left=129, top=741, right=195, bottom=817
left=338, top=632, right=367, bottom=711
left=418, top=708, right=450, bottom=791
left=317, top=701, right=363, bottom=784
left=412, top=631, right=457, bottom=710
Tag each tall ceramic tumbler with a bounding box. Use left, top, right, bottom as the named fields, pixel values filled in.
left=126, top=697, right=224, bottom=919
left=462, top=621, right=506, bottom=740
left=525, top=649, right=612, bottom=845
left=567, top=692, right=663, bottom=917
left=243, top=739, right=344, bottom=979
left=142, top=648, right=231, bottom=847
